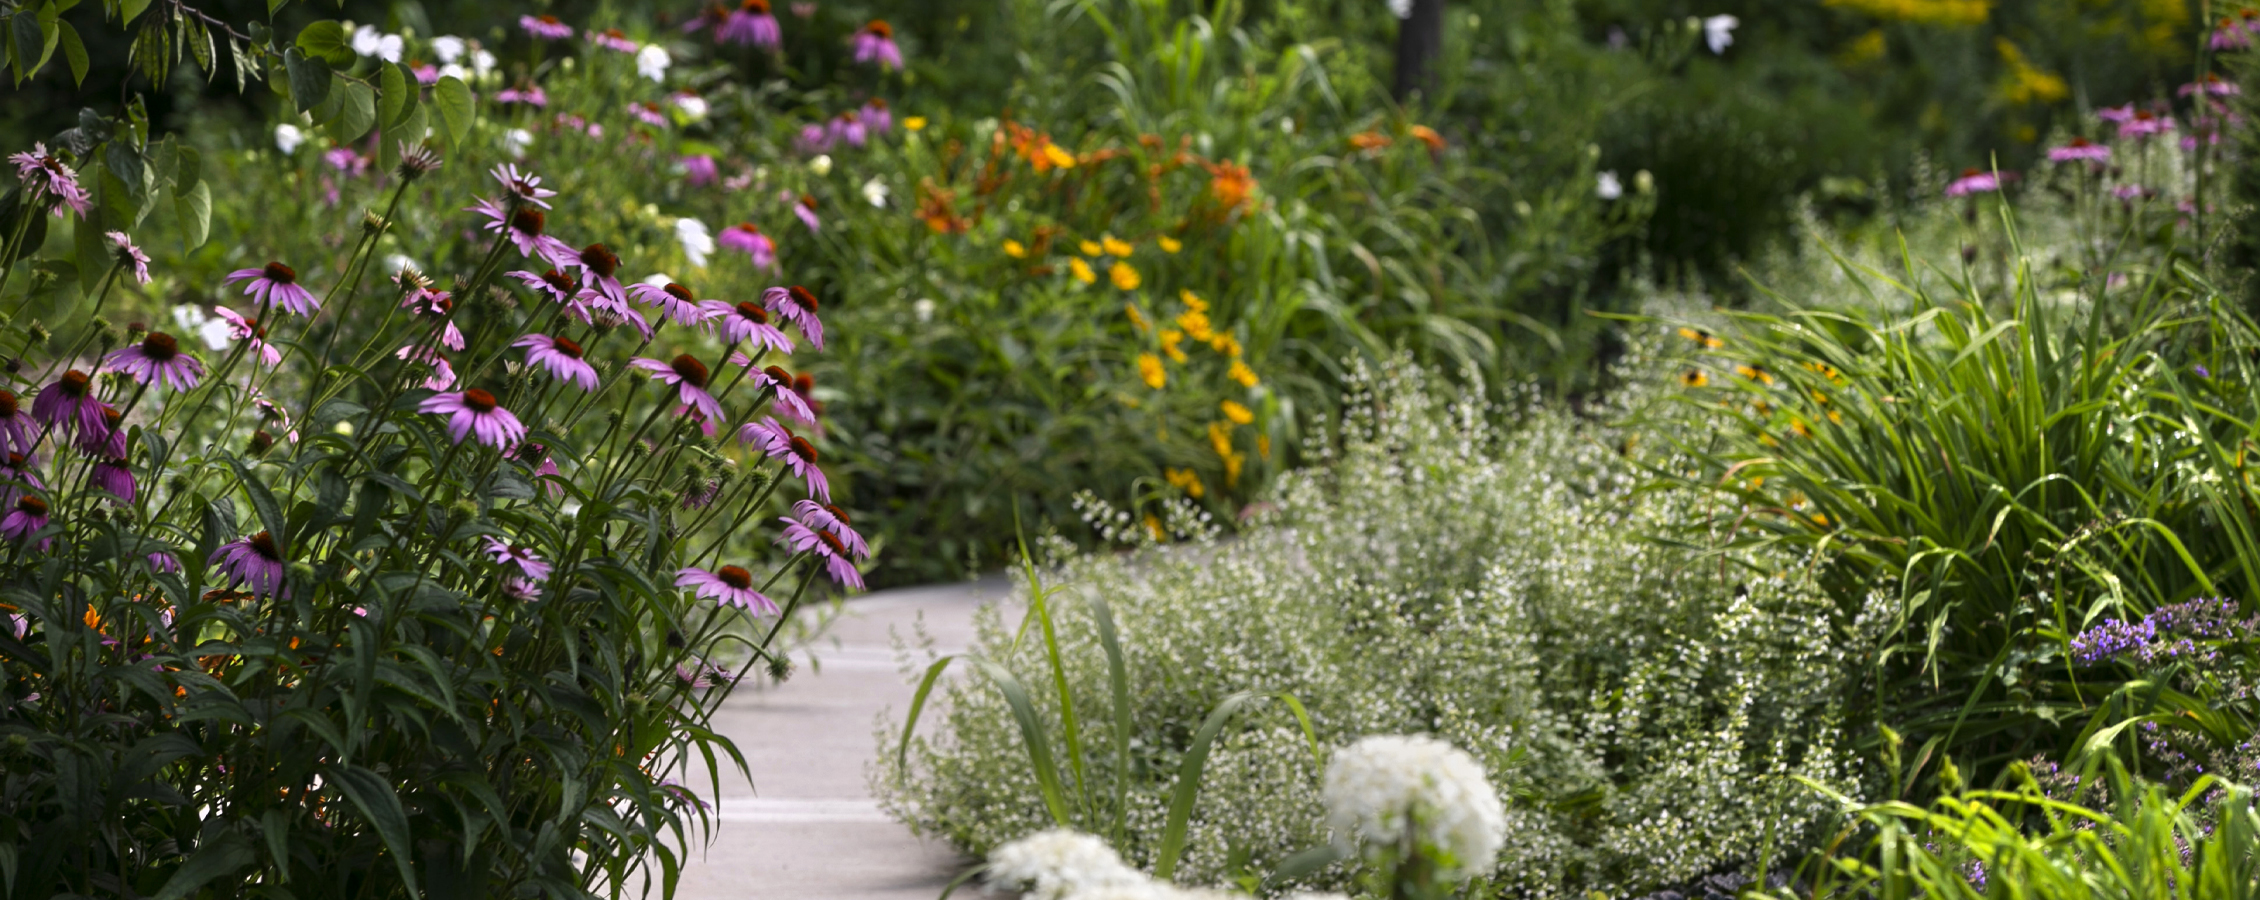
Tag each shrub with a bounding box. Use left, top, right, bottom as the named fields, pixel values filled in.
left=878, top=359, right=1862, bottom=897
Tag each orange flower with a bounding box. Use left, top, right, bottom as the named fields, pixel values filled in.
left=1409, top=125, right=1446, bottom=153
left=916, top=180, right=967, bottom=234
left=1348, top=131, right=1393, bottom=153
left=1206, top=160, right=1255, bottom=213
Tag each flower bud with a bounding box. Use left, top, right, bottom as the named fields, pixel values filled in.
left=125, top=320, right=147, bottom=336
left=249, top=431, right=276, bottom=456
left=287, top=561, right=317, bottom=585
left=362, top=211, right=386, bottom=235
left=766, top=654, right=795, bottom=682
left=92, top=317, right=120, bottom=349
left=168, top=473, right=192, bottom=493
left=24, top=321, right=49, bottom=343
left=450, top=498, right=479, bottom=519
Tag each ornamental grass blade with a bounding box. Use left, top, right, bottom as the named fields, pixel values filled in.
left=1154, top=689, right=1259, bottom=882
left=895, top=655, right=958, bottom=771
left=972, top=656, right=1074, bottom=827
left=1089, top=595, right=1132, bottom=843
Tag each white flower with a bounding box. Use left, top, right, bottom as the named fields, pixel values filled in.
left=1702, top=14, right=1738, bottom=54
left=636, top=44, right=672, bottom=82
left=675, top=218, right=716, bottom=269
left=1596, top=171, right=1623, bottom=200
left=862, top=176, right=890, bottom=208
left=671, top=93, right=710, bottom=121
left=1321, top=735, right=1504, bottom=882
left=432, top=35, right=466, bottom=63
left=809, top=154, right=833, bottom=176
left=439, top=64, right=470, bottom=82
left=350, top=25, right=404, bottom=63
left=470, top=48, right=497, bottom=77
left=1387, top=0, right=1413, bottom=19
left=503, top=128, right=534, bottom=159
left=172, top=305, right=233, bottom=351
left=986, top=830, right=1145, bottom=900
left=912, top=298, right=936, bottom=323
left=273, top=123, right=306, bottom=154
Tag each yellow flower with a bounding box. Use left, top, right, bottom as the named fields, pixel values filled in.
left=1811, top=512, right=1831, bottom=527
left=1158, top=236, right=1183, bottom=254
left=1102, top=235, right=1135, bottom=257
left=1144, top=514, right=1164, bottom=542
left=1003, top=239, right=1028, bottom=258
left=1079, top=240, right=1103, bottom=257
left=1137, top=353, right=1166, bottom=389
left=1677, top=326, right=1725, bottom=349
left=1109, top=261, right=1141, bottom=291
left=1223, top=451, right=1245, bottom=487
left=1160, top=329, right=1187, bottom=363
left=1256, top=434, right=1271, bottom=459
left=1176, top=309, right=1214, bottom=342
left=1227, top=359, right=1258, bottom=387
left=1179, top=289, right=1208, bottom=312
left=1165, top=467, right=1204, bottom=499
left=904, top=116, right=928, bottom=131
left=1208, top=421, right=1234, bottom=458
left=1070, top=258, right=1097, bottom=284
left=1126, top=303, right=1151, bottom=333
left=1220, top=400, right=1254, bottom=424
left=1043, top=143, right=1077, bottom=169
left=1680, top=369, right=1710, bottom=388
left=1210, top=334, right=1242, bottom=357
left=1828, top=409, right=1844, bottom=425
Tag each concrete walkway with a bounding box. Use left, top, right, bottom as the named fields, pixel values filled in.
left=672, top=578, right=1012, bottom=900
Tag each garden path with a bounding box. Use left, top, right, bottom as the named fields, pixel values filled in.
left=672, top=577, right=1012, bottom=900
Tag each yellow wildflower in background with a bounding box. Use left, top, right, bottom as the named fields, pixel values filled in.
left=1158, top=236, right=1182, bottom=254
left=1210, top=334, right=1242, bottom=357
left=1681, top=369, right=1710, bottom=388
left=1220, top=400, right=1254, bottom=424
left=1836, top=29, right=1886, bottom=65
left=1070, top=258, right=1097, bottom=284
left=904, top=116, right=928, bottom=131
left=1160, top=329, right=1187, bottom=363
left=1126, top=303, right=1151, bottom=333
left=1208, top=421, right=1234, bottom=458
left=1110, top=261, right=1142, bottom=290
left=1079, top=240, right=1103, bottom=257
left=1995, top=38, right=2067, bottom=106
left=1102, top=235, right=1134, bottom=257
left=1227, top=359, right=1258, bottom=387
left=1180, top=290, right=1208, bottom=312
left=1176, top=309, right=1214, bottom=342
left=1677, top=326, right=1724, bottom=349
left=1257, top=434, right=1270, bottom=459
left=1043, top=143, right=1077, bottom=169
left=1144, top=514, right=1164, bottom=541
left=1137, top=353, right=1166, bottom=389
left=1822, top=0, right=1990, bottom=26
left=1003, top=239, right=1027, bottom=258
left=1165, top=467, right=1205, bottom=498
left=1223, top=451, right=1245, bottom=487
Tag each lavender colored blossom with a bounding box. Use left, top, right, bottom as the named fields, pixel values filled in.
left=0, top=496, right=50, bottom=549
left=418, top=389, right=527, bottom=449
left=9, top=143, right=90, bottom=215
left=520, top=14, right=575, bottom=39
left=675, top=565, right=778, bottom=613
left=2047, top=137, right=2110, bottom=164
left=704, top=300, right=794, bottom=353
left=630, top=355, right=726, bottom=421
left=210, top=531, right=287, bottom=596
left=225, top=262, right=322, bottom=317
left=719, top=223, right=777, bottom=270
left=470, top=198, right=577, bottom=267
left=482, top=537, right=554, bottom=581
left=852, top=20, right=903, bottom=70
left=763, top=284, right=824, bottom=349
left=777, top=519, right=864, bottom=588
left=104, top=332, right=205, bottom=391
left=738, top=417, right=828, bottom=500
left=514, top=334, right=600, bottom=392
left=31, top=370, right=106, bottom=435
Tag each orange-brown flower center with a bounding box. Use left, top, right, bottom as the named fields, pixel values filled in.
left=512, top=209, right=546, bottom=235
left=825, top=503, right=852, bottom=525
left=141, top=332, right=180, bottom=362
left=788, top=435, right=818, bottom=463
left=59, top=370, right=90, bottom=398
left=663, top=283, right=696, bottom=303
left=670, top=354, right=710, bottom=388
left=718, top=565, right=753, bottom=589
left=743, top=0, right=770, bottom=11
left=788, top=285, right=819, bottom=312
left=263, top=262, right=298, bottom=284
left=580, top=244, right=620, bottom=277
left=540, top=268, right=579, bottom=294
left=552, top=336, right=585, bottom=359
left=0, top=390, right=16, bottom=417
left=817, top=529, right=848, bottom=556
left=865, top=20, right=892, bottom=37
left=249, top=531, right=279, bottom=559
left=735, top=302, right=770, bottom=323
left=463, top=388, right=499, bottom=413
left=17, top=496, right=46, bottom=516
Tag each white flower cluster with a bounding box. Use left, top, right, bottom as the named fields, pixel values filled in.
left=985, top=830, right=1243, bottom=900
left=1322, top=735, right=1504, bottom=879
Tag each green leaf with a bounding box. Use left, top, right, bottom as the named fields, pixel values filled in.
left=120, top=0, right=154, bottom=25
left=1264, top=845, right=1344, bottom=887
left=258, top=810, right=292, bottom=883
left=1154, top=690, right=1260, bottom=881
left=377, top=60, right=407, bottom=128
left=268, top=0, right=292, bottom=14
left=10, top=16, right=42, bottom=82
left=329, top=764, right=420, bottom=893
left=895, top=655, right=958, bottom=770
left=380, top=104, right=425, bottom=173
left=326, top=78, right=376, bottom=143
left=433, top=76, right=473, bottom=146
left=151, top=830, right=255, bottom=900
left=225, top=457, right=290, bottom=560
left=56, top=20, right=85, bottom=86
left=174, top=143, right=202, bottom=193
left=294, top=20, right=352, bottom=67
left=283, top=48, right=329, bottom=114
left=973, top=657, right=1074, bottom=827
left=175, top=180, right=209, bottom=250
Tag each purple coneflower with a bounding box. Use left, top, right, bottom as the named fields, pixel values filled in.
left=210, top=531, right=286, bottom=596
left=629, top=281, right=714, bottom=326
left=675, top=565, right=779, bottom=613
left=777, top=519, right=864, bottom=589
left=677, top=658, right=739, bottom=688
left=581, top=287, right=655, bottom=341
left=587, top=27, right=639, bottom=53
left=490, top=163, right=559, bottom=210
left=225, top=262, right=321, bottom=317
left=91, top=458, right=134, bottom=503
left=510, top=268, right=585, bottom=308
left=253, top=394, right=299, bottom=442
left=395, top=345, right=456, bottom=391
left=682, top=154, right=719, bottom=187
left=1944, top=168, right=2009, bottom=197
left=514, top=334, right=600, bottom=392
left=630, top=355, right=726, bottom=421
left=573, top=243, right=629, bottom=306
left=2180, top=74, right=2240, bottom=97
left=738, top=417, right=829, bottom=500
left=10, top=143, right=91, bottom=215
left=2112, top=184, right=2151, bottom=202
left=852, top=20, right=903, bottom=70
left=2214, top=18, right=2252, bottom=50
left=0, top=452, right=45, bottom=508
left=705, top=301, right=794, bottom=353
left=793, top=193, right=821, bottom=233
left=497, top=83, right=548, bottom=107
left=0, top=391, right=32, bottom=454
left=471, top=198, right=578, bottom=267
left=763, top=284, right=825, bottom=349
left=325, top=147, right=370, bottom=176
left=145, top=551, right=180, bottom=574
left=212, top=307, right=283, bottom=366
left=2047, top=137, right=2110, bottom=164
left=1, top=496, right=51, bottom=549
left=106, top=232, right=150, bottom=285
left=521, top=13, right=575, bottom=39
left=402, top=287, right=466, bottom=351
left=796, top=123, right=833, bottom=155
left=515, top=442, right=565, bottom=497
left=630, top=101, right=670, bottom=128
left=419, top=389, right=526, bottom=449
left=104, top=332, right=204, bottom=391
left=77, top=405, right=125, bottom=458
left=2118, top=109, right=2174, bottom=139
left=863, top=98, right=893, bottom=134
left=792, top=499, right=868, bottom=558
left=742, top=363, right=817, bottom=425
left=719, top=0, right=782, bottom=48
left=2097, top=104, right=2135, bottom=124
left=719, top=223, right=777, bottom=270
left=829, top=111, right=868, bottom=148
left=32, top=370, right=106, bottom=435
left=482, top=536, right=554, bottom=580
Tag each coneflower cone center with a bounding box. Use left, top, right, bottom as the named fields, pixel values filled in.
left=670, top=354, right=710, bottom=388
left=866, top=20, right=892, bottom=37
left=541, top=269, right=578, bottom=294
left=249, top=531, right=280, bottom=559
left=262, top=262, right=297, bottom=284
left=788, top=286, right=819, bottom=312
left=0, top=390, right=17, bottom=416
left=512, top=209, right=546, bottom=235
left=553, top=336, right=586, bottom=359
left=463, top=388, right=500, bottom=413
left=18, top=496, right=47, bottom=516
left=663, top=283, right=696, bottom=303
left=580, top=244, right=620, bottom=277
left=817, top=530, right=848, bottom=556
left=59, top=370, right=90, bottom=397
left=743, top=0, right=769, bottom=11
left=735, top=302, right=769, bottom=323
left=763, top=365, right=792, bottom=386
left=788, top=435, right=818, bottom=463
left=825, top=503, right=852, bottom=525
left=141, top=332, right=180, bottom=361
left=718, top=565, right=754, bottom=589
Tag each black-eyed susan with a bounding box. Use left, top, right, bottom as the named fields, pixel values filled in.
left=1680, top=369, right=1710, bottom=388
left=1678, top=326, right=1725, bottom=349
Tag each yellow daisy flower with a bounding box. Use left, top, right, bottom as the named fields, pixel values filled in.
left=1109, top=261, right=1141, bottom=290
left=904, top=116, right=928, bottom=131
left=1227, top=359, right=1258, bottom=387
left=1220, top=400, right=1254, bottom=424
left=1003, top=239, right=1027, bottom=258
left=1102, top=235, right=1135, bottom=257
left=1137, top=353, right=1166, bottom=389
left=1070, top=258, right=1097, bottom=284
left=1158, top=236, right=1183, bottom=253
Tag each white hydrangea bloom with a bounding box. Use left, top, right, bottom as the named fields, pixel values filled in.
left=675, top=218, right=716, bottom=269
left=636, top=44, right=672, bottom=82
left=986, top=830, right=1145, bottom=900
left=1322, top=735, right=1505, bottom=880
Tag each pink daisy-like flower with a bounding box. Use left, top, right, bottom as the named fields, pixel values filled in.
left=514, top=334, right=600, bottom=391
left=2097, top=104, right=2137, bottom=124
left=630, top=101, right=670, bottom=128
left=106, top=232, right=150, bottom=285
left=490, top=163, right=559, bottom=210
left=104, top=332, right=205, bottom=391
left=2214, top=20, right=2252, bottom=50
left=705, top=301, right=794, bottom=353
left=675, top=564, right=779, bottom=613
left=796, top=123, right=833, bottom=155
left=32, top=370, right=106, bottom=435
left=863, top=98, right=893, bottom=134
left=10, top=143, right=91, bottom=215
left=145, top=551, right=181, bottom=574
left=521, top=14, right=575, bottom=39
left=776, top=519, right=864, bottom=589
left=0, top=451, right=45, bottom=508
left=792, top=499, right=868, bottom=558
left=792, top=192, right=820, bottom=233
left=411, top=63, right=440, bottom=85
left=2118, top=109, right=2174, bottom=139
left=587, top=28, right=639, bottom=53
left=325, top=147, right=370, bottom=176
left=514, top=442, right=565, bottom=497
left=0, top=391, right=34, bottom=455
left=676, top=657, right=740, bottom=688
left=209, top=531, right=286, bottom=596
left=737, top=417, right=828, bottom=500
left=402, top=287, right=466, bottom=351
left=2047, top=137, right=2111, bottom=164
left=2112, top=184, right=2152, bottom=202
left=628, top=281, right=715, bottom=326
left=418, top=388, right=527, bottom=449
left=682, top=154, right=719, bottom=187
left=741, top=363, right=817, bottom=425
left=630, top=355, right=726, bottom=421
left=482, top=536, right=554, bottom=580
left=497, top=84, right=548, bottom=107
left=581, top=287, right=655, bottom=341
left=213, top=307, right=282, bottom=366
left=471, top=198, right=578, bottom=267
left=225, top=262, right=321, bottom=317
left=852, top=20, right=903, bottom=70
left=509, top=268, right=584, bottom=307
left=1944, top=168, right=2009, bottom=197
left=253, top=394, right=299, bottom=442
left=91, top=457, right=135, bottom=503
left=2180, top=74, right=2240, bottom=97
left=763, top=284, right=825, bottom=350
left=718, top=0, right=782, bottom=48
left=1, top=496, right=51, bottom=550
left=572, top=243, right=629, bottom=307
left=76, top=405, right=125, bottom=458
left=719, top=223, right=777, bottom=270
left=829, top=111, right=868, bottom=149
left=395, top=345, right=457, bottom=390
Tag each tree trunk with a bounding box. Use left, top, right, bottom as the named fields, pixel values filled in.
left=1392, top=0, right=1446, bottom=103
